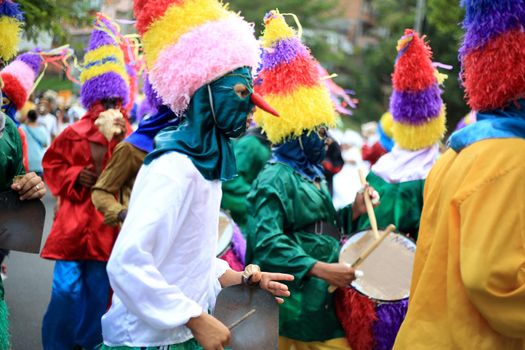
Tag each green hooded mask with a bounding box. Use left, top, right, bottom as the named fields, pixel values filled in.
left=144, top=67, right=255, bottom=181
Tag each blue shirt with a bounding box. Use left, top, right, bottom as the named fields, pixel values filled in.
left=20, top=124, right=49, bottom=173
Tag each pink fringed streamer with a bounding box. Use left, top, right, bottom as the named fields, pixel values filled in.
left=219, top=222, right=246, bottom=272
left=220, top=249, right=244, bottom=272
left=317, top=63, right=357, bottom=116
left=335, top=288, right=377, bottom=350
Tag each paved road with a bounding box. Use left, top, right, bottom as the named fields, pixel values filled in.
left=5, top=193, right=56, bottom=349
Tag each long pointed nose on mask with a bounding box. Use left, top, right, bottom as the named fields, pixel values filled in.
left=251, top=92, right=279, bottom=117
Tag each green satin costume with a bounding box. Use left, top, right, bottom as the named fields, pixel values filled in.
left=341, top=171, right=425, bottom=240
left=221, top=134, right=271, bottom=232
left=246, top=162, right=354, bottom=342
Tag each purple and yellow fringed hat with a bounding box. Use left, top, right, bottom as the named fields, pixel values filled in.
left=1, top=52, right=43, bottom=111
left=80, top=13, right=129, bottom=109
left=0, top=0, right=23, bottom=63
left=254, top=10, right=336, bottom=144
left=460, top=0, right=525, bottom=111
left=133, top=0, right=260, bottom=116
left=389, top=29, right=446, bottom=151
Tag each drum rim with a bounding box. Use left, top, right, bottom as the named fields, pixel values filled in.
left=340, top=229, right=416, bottom=302
left=217, top=211, right=234, bottom=257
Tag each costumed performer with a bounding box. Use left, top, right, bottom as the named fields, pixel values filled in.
left=0, top=79, right=47, bottom=350
left=246, top=11, right=375, bottom=350
left=1, top=51, right=44, bottom=171
left=41, top=14, right=131, bottom=350
left=394, top=1, right=525, bottom=348
left=221, top=127, right=271, bottom=235
left=220, top=126, right=271, bottom=272
left=100, top=1, right=292, bottom=349
left=347, top=29, right=447, bottom=241
left=334, top=29, right=447, bottom=350
left=0, top=1, right=46, bottom=348
left=92, top=76, right=179, bottom=227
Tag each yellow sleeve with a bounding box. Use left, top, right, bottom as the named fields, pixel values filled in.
left=459, top=164, right=525, bottom=338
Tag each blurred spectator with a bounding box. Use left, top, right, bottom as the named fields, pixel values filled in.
left=322, top=133, right=344, bottom=196
left=332, top=129, right=364, bottom=209
left=37, top=98, right=58, bottom=142
left=20, top=110, right=49, bottom=177
left=361, top=121, right=388, bottom=166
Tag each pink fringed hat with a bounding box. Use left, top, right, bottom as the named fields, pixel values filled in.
left=133, top=0, right=260, bottom=115
left=1, top=51, right=43, bottom=110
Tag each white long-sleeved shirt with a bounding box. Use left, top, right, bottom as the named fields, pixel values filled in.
left=102, top=151, right=230, bottom=347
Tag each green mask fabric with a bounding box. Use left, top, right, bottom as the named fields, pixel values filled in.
left=145, top=67, right=255, bottom=181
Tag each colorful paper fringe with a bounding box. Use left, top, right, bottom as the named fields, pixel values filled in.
left=454, top=110, right=477, bottom=131
left=335, top=288, right=408, bottom=350
left=254, top=10, right=336, bottom=144
left=219, top=221, right=246, bottom=272
left=134, top=0, right=259, bottom=115
left=1, top=51, right=43, bottom=110
left=460, top=1, right=525, bottom=111
left=317, top=63, right=357, bottom=116
left=0, top=0, right=23, bottom=62
left=389, top=29, right=446, bottom=150
left=80, top=13, right=129, bottom=109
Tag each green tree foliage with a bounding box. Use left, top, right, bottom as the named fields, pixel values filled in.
left=228, top=0, right=337, bottom=33
left=17, top=0, right=93, bottom=41
left=346, top=0, right=468, bottom=132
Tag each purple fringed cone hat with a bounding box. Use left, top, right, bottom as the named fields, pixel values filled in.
left=79, top=13, right=129, bottom=109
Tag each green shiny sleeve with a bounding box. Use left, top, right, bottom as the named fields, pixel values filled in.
left=337, top=203, right=356, bottom=235
left=247, top=191, right=318, bottom=284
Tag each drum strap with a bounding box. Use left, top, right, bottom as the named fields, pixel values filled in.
left=301, top=221, right=341, bottom=240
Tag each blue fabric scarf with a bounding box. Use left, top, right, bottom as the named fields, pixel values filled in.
left=272, top=131, right=326, bottom=182
left=449, top=99, right=525, bottom=152
left=125, top=105, right=180, bottom=153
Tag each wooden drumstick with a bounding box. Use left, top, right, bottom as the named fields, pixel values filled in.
left=228, top=309, right=256, bottom=330
left=328, top=224, right=396, bottom=293
left=358, top=169, right=380, bottom=240
left=351, top=224, right=396, bottom=268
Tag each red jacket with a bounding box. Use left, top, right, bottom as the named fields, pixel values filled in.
left=41, top=104, right=130, bottom=261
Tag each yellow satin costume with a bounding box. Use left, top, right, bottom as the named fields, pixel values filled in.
left=394, top=139, right=525, bottom=349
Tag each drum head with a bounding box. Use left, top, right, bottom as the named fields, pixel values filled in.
left=340, top=230, right=416, bottom=302
left=217, top=211, right=233, bottom=257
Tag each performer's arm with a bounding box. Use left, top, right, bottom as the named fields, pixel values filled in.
left=337, top=185, right=379, bottom=234
left=92, top=142, right=140, bottom=226
left=459, top=165, right=525, bottom=338
left=250, top=192, right=318, bottom=283
left=42, top=133, right=87, bottom=201
left=106, top=171, right=202, bottom=330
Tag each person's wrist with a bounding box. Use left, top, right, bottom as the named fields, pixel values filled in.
left=186, top=312, right=206, bottom=330
left=309, top=261, right=326, bottom=279
left=241, top=264, right=261, bottom=286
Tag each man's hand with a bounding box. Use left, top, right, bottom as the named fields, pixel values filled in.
left=113, top=117, right=127, bottom=143
left=352, top=185, right=380, bottom=221
left=11, top=172, right=46, bottom=200
left=309, top=261, right=357, bottom=289
left=248, top=269, right=294, bottom=304
left=77, top=167, right=98, bottom=188
left=187, top=313, right=230, bottom=350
